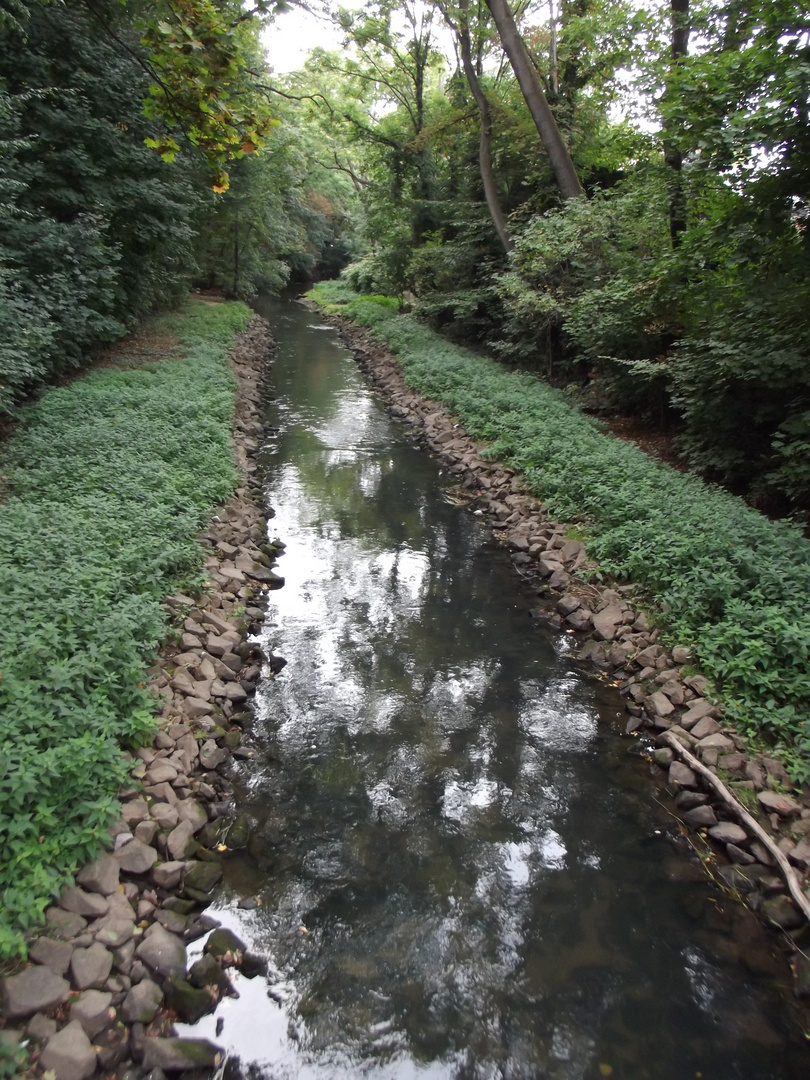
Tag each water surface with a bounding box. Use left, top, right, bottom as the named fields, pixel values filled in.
left=182, top=295, right=807, bottom=1079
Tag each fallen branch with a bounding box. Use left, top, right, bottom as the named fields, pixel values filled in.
left=663, top=731, right=810, bottom=925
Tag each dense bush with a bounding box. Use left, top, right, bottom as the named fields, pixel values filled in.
left=494, top=177, right=675, bottom=397
left=669, top=194, right=810, bottom=515
left=311, top=282, right=810, bottom=780
left=0, top=1, right=202, bottom=413
left=0, top=300, right=249, bottom=957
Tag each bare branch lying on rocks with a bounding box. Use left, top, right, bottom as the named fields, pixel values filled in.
left=663, top=732, right=810, bottom=926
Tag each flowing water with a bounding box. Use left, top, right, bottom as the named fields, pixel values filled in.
left=181, top=295, right=808, bottom=1079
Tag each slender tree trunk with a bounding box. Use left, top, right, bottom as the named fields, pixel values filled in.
left=457, top=1, right=513, bottom=252
left=548, top=0, right=558, bottom=95
left=484, top=0, right=583, bottom=199
left=664, top=0, right=690, bottom=246
left=412, top=33, right=440, bottom=241
left=233, top=218, right=240, bottom=297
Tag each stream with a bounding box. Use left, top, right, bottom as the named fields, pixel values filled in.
left=180, top=295, right=808, bottom=1079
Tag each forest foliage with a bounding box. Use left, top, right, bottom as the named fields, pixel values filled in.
left=0, top=0, right=356, bottom=412
left=283, top=0, right=810, bottom=524
left=2, top=0, right=807, bottom=522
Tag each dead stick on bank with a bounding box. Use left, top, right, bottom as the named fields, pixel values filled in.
left=663, top=732, right=810, bottom=925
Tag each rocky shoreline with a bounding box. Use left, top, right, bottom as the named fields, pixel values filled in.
left=313, top=304, right=810, bottom=999
left=1, top=314, right=280, bottom=1077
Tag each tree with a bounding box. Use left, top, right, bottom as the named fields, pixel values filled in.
left=133, top=0, right=278, bottom=190
left=0, top=0, right=201, bottom=410
left=193, top=110, right=356, bottom=296
left=332, top=0, right=445, bottom=242
left=440, top=0, right=513, bottom=252
left=484, top=0, right=583, bottom=199
left=661, top=0, right=690, bottom=245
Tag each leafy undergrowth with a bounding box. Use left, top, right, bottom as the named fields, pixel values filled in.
left=311, top=281, right=810, bottom=781
left=0, top=299, right=250, bottom=957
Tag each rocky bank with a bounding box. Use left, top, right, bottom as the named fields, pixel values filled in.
left=1, top=313, right=280, bottom=1077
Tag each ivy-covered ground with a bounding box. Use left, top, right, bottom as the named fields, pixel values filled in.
left=310, top=280, right=810, bottom=782
left=0, top=299, right=250, bottom=958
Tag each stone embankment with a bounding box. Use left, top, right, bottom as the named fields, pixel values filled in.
left=318, top=308, right=810, bottom=996
left=1, top=315, right=279, bottom=1076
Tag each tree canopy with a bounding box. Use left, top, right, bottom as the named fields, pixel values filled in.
left=1, top=0, right=808, bottom=520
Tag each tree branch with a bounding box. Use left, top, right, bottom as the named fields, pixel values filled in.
left=663, top=733, right=810, bottom=926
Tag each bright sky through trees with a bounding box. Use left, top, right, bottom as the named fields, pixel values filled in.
left=264, top=5, right=346, bottom=73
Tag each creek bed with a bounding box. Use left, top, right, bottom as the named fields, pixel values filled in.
left=179, top=295, right=807, bottom=1079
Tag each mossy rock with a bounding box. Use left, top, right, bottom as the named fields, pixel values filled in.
left=204, top=927, right=246, bottom=960
left=195, top=845, right=223, bottom=864
left=240, top=952, right=268, bottom=979
left=197, top=820, right=225, bottom=849
left=164, top=977, right=217, bottom=1024
left=188, top=953, right=233, bottom=994
left=226, top=815, right=251, bottom=850
left=161, top=897, right=198, bottom=915
left=182, top=860, right=222, bottom=898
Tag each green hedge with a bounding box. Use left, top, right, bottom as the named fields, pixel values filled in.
left=310, top=280, right=810, bottom=781
left=0, top=299, right=250, bottom=957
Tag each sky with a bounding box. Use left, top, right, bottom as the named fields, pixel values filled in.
left=263, top=5, right=352, bottom=74
left=261, top=0, right=502, bottom=77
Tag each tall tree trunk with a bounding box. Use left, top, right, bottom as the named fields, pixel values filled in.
left=233, top=218, right=240, bottom=297
left=457, top=0, right=513, bottom=252
left=411, top=26, right=440, bottom=241
left=484, top=0, right=583, bottom=199
left=664, top=0, right=690, bottom=246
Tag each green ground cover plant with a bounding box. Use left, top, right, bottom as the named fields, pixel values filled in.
left=311, top=280, right=810, bottom=781
left=0, top=299, right=249, bottom=958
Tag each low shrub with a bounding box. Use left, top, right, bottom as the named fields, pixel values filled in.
left=0, top=299, right=250, bottom=957
left=311, top=281, right=810, bottom=780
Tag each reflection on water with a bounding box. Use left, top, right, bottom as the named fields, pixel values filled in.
left=179, top=298, right=807, bottom=1079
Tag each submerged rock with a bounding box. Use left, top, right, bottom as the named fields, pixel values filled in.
left=182, top=860, right=222, bottom=899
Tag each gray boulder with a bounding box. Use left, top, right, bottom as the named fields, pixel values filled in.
left=141, top=1037, right=223, bottom=1072
left=592, top=603, right=625, bottom=642
left=121, top=979, right=163, bottom=1024
left=176, top=800, right=208, bottom=833
left=95, top=919, right=136, bottom=950
left=758, top=790, right=801, bottom=817
left=40, top=1020, right=97, bottom=1080
left=682, top=804, right=718, bottom=829
left=76, top=854, right=120, bottom=896
left=152, top=861, right=186, bottom=890
left=708, top=821, right=748, bottom=847
left=135, top=925, right=186, bottom=979
left=59, top=886, right=109, bottom=918
left=668, top=762, right=697, bottom=789
left=45, top=908, right=87, bottom=940
left=69, top=989, right=113, bottom=1038
left=2, top=965, right=70, bottom=1019
left=167, top=820, right=196, bottom=861
left=28, top=937, right=74, bottom=976
left=114, top=838, right=158, bottom=874
left=70, top=943, right=113, bottom=991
